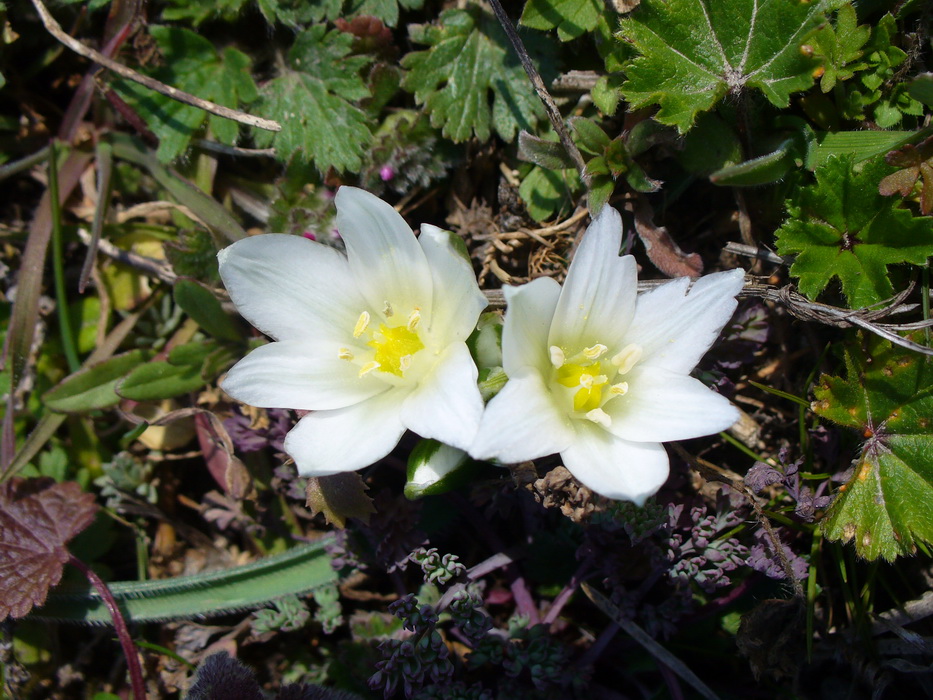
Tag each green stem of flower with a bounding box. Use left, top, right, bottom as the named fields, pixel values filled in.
left=49, top=140, right=81, bottom=373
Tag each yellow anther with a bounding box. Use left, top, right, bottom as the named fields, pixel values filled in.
left=549, top=346, right=565, bottom=368
left=338, top=347, right=354, bottom=361
left=585, top=408, right=612, bottom=427
left=611, top=343, right=643, bottom=374
left=383, top=301, right=394, bottom=317
left=353, top=311, right=371, bottom=338
left=610, top=382, right=629, bottom=396
left=399, top=354, right=413, bottom=372
left=407, top=308, right=422, bottom=332
left=583, top=343, right=608, bottom=360
left=358, top=360, right=380, bottom=377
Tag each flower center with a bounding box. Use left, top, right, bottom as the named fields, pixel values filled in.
left=368, top=323, right=424, bottom=376
left=549, top=342, right=643, bottom=426
left=339, top=306, right=426, bottom=378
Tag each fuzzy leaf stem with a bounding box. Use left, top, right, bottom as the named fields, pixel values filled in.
left=67, top=555, right=145, bottom=700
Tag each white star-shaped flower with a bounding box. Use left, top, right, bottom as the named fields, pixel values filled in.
left=219, top=187, right=487, bottom=476
left=469, top=205, right=744, bottom=504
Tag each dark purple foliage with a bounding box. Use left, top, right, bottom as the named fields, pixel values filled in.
left=746, top=448, right=833, bottom=522
left=185, top=652, right=263, bottom=700
left=224, top=407, right=291, bottom=453
left=747, top=529, right=809, bottom=581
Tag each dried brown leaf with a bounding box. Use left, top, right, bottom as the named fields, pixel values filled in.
left=0, top=477, right=98, bottom=619
left=306, top=472, right=375, bottom=528
left=632, top=199, right=703, bottom=277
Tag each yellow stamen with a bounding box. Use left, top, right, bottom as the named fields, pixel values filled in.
left=549, top=346, right=565, bottom=368
left=338, top=347, right=354, bottom=361
left=407, top=308, right=422, bottom=332
left=586, top=408, right=612, bottom=427
left=383, top=301, right=394, bottom=317
left=359, top=360, right=380, bottom=377
left=583, top=344, right=608, bottom=360
left=399, top=354, right=412, bottom=372
left=610, top=382, right=629, bottom=396
left=353, top=311, right=371, bottom=338
left=611, top=343, right=643, bottom=374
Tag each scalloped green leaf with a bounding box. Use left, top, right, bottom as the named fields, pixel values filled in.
left=813, top=334, right=933, bottom=561
left=255, top=26, right=372, bottom=172
left=774, top=155, right=933, bottom=308
left=402, top=5, right=552, bottom=143
left=520, top=0, right=602, bottom=42
left=112, top=26, right=258, bottom=163
left=809, top=3, right=870, bottom=93
left=618, top=0, right=829, bottom=133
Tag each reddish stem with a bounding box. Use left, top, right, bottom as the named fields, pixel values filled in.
left=67, top=555, right=146, bottom=700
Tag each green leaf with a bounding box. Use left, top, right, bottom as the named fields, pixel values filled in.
left=256, top=26, right=372, bottom=172
left=518, top=131, right=575, bottom=170
left=710, top=137, right=799, bottom=186
left=112, top=27, right=258, bottom=163
left=678, top=113, right=742, bottom=176
left=774, top=156, right=933, bottom=308
left=173, top=279, right=242, bottom=343
left=43, top=350, right=150, bottom=414
left=591, top=74, right=623, bottom=116
left=345, top=0, right=425, bottom=27
left=519, top=165, right=581, bottom=222
left=520, top=0, right=602, bottom=42
left=908, top=73, right=933, bottom=108
left=618, top=0, right=829, bottom=133
left=814, top=334, right=933, bottom=561
left=117, top=342, right=216, bottom=401
left=811, top=130, right=918, bottom=168
left=402, top=5, right=552, bottom=143
left=34, top=539, right=336, bottom=623
left=809, top=3, right=869, bottom=93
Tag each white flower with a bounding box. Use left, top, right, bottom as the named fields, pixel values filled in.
left=469, top=206, right=744, bottom=505
left=218, top=187, right=488, bottom=476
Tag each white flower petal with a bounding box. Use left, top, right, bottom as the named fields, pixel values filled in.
left=627, top=268, right=745, bottom=373
left=603, top=367, right=739, bottom=442
left=501, top=277, right=562, bottom=375
left=284, top=390, right=407, bottom=476
left=548, top=206, right=637, bottom=351
left=560, top=425, right=669, bottom=505
left=470, top=368, right=575, bottom=463
left=222, top=340, right=388, bottom=411
left=218, top=234, right=365, bottom=342
left=335, top=187, right=432, bottom=314
left=400, top=343, right=483, bottom=451
left=419, top=225, right=488, bottom=343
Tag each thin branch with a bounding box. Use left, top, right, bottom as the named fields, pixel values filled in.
left=77, top=228, right=177, bottom=284
left=487, top=0, right=590, bottom=190
left=582, top=583, right=723, bottom=700
left=29, top=0, right=281, bottom=133
left=193, top=140, right=276, bottom=158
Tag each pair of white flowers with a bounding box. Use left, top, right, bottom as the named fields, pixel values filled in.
left=219, top=188, right=744, bottom=505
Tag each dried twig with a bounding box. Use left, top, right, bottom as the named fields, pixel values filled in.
left=76, top=228, right=176, bottom=284
left=29, top=0, right=281, bottom=133
left=487, top=0, right=590, bottom=190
